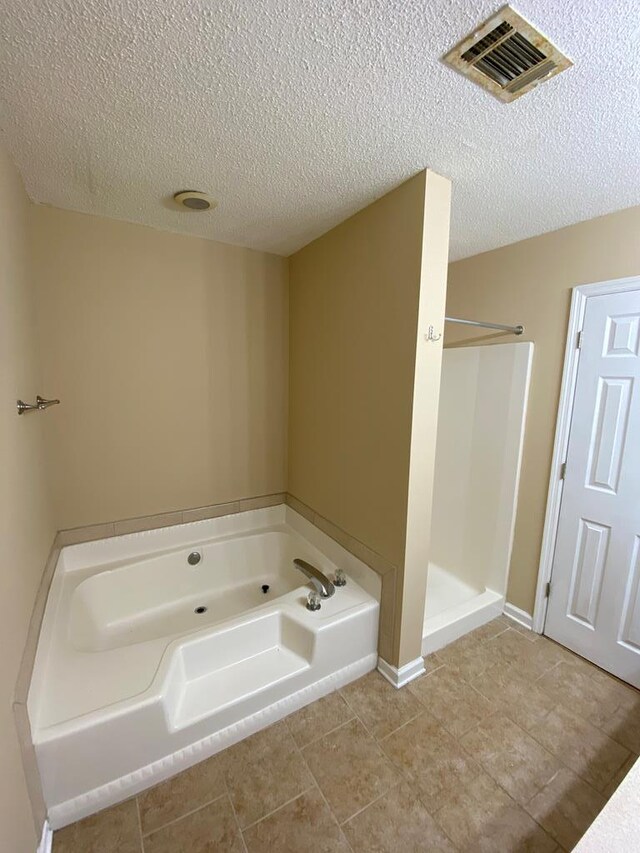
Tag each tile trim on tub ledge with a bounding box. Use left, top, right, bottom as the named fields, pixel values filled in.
left=284, top=493, right=399, bottom=663
left=54, top=492, right=396, bottom=580
left=13, top=533, right=60, bottom=833
left=284, top=493, right=397, bottom=577
left=56, top=492, right=287, bottom=545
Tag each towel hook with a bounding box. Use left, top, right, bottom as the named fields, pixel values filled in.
left=16, top=395, right=60, bottom=415
left=425, top=325, right=442, bottom=342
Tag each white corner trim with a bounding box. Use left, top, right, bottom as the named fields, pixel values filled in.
left=533, top=275, right=640, bottom=634
left=503, top=602, right=533, bottom=631
left=533, top=284, right=584, bottom=633
left=377, top=656, right=425, bottom=688
left=37, top=820, right=53, bottom=853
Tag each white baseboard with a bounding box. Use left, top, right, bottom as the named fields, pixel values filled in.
left=377, top=656, right=425, bottom=688
left=503, top=602, right=534, bottom=631
left=37, top=820, right=52, bottom=853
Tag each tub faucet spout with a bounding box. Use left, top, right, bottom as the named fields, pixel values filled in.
left=293, top=558, right=335, bottom=598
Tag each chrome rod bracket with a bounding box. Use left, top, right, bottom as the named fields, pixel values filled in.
left=17, top=400, right=39, bottom=415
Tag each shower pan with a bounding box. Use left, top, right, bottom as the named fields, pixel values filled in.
left=423, top=341, right=534, bottom=652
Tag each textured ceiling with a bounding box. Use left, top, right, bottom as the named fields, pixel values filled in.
left=1, top=1, right=639, bottom=259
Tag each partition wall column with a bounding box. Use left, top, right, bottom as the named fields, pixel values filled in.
left=288, top=169, right=451, bottom=682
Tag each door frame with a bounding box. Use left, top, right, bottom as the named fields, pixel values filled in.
left=533, top=274, right=640, bottom=634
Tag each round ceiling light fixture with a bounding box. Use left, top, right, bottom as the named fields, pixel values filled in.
left=173, top=190, right=216, bottom=211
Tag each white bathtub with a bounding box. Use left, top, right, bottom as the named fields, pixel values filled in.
left=29, top=505, right=380, bottom=828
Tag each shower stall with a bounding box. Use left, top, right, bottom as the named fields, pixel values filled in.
left=423, top=340, right=534, bottom=653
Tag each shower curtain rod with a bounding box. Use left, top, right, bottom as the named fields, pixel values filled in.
left=445, top=316, right=524, bottom=336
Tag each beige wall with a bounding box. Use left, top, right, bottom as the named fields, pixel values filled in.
left=288, top=171, right=451, bottom=665
left=31, top=207, right=289, bottom=530
left=289, top=174, right=425, bottom=569
left=0, top=147, right=56, bottom=851
left=446, top=206, right=640, bottom=614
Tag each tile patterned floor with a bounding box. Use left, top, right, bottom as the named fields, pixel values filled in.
left=53, top=618, right=640, bottom=852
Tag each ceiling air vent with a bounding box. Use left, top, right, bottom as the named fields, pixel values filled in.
left=443, top=5, right=572, bottom=102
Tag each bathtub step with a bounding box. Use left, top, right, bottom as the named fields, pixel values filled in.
left=164, top=610, right=314, bottom=731
left=171, top=645, right=310, bottom=730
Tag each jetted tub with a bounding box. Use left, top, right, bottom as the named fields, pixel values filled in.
left=28, top=504, right=380, bottom=828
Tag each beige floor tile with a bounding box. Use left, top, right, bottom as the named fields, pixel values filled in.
left=221, top=722, right=314, bottom=829
left=340, top=670, right=422, bottom=739
left=505, top=621, right=542, bottom=642
left=471, top=660, right=558, bottom=733
left=342, top=781, right=456, bottom=852
left=443, top=643, right=503, bottom=683
left=219, top=720, right=291, bottom=766
left=409, top=665, right=496, bottom=737
left=599, top=704, right=640, bottom=754
left=408, top=651, right=445, bottom=688
left=531, top=636, right=579, bottom=669
left=483, top=627, right=532, bottom=658
left=600, top=753, right=638, bottom=800
left=590, top=668, right=640, bottom=711
left=53, top=799, right=141, bottom=853
left=380, top=711, right=483, bottom=813
left=423, top=650, right=445, bottom=672
left=468, top=616, right=512, bottom=642
left=138, top=756, right=225, bottom=835
left=301, top=717, right=401, bottom=823
left=442, top=629, right=479, bottom=654
left=538, top=661, right=625, bottom=729
left=142, top=795, right=243, bottom=852
left=524, top=767, right=606, bottom=851
left=461, top=712, right=561, bottom=805
left=432, top=768, right=557, bottom=853
left=243, top=787, right=350, bottom=852
left=589, top=672, right=640, bottom=753
left=432, top=633, right=503, bottom=682
left=528, top=705, right=630, bottom=791
left=483, top=629, right=558, bottom=680
left=286, top=691, right=354, bottom=748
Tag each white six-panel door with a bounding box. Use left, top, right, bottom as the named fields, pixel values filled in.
left=545, top=286, right=640, bottom=687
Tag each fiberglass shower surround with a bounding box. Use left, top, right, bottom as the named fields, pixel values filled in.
left=423, top=341, right=534, bottom=652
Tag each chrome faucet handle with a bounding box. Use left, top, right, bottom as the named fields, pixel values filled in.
left=36, top=395, right=60, bottom=410
left=306, top=591, right=322, bottom=611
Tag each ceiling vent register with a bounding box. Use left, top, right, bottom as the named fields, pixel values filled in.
left=443, top=5, right=572, bottom=102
